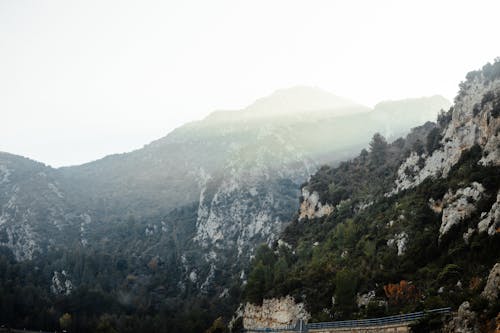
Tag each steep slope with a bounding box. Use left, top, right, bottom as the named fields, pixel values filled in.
left=0, top=87, right=450, bottom=332
left=242, top=60, right=500, bottom=332
left=0, top=153, right=86, bottom=260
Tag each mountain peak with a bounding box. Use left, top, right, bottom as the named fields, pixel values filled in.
left=202, top=86, right=367, bottom=124
left=246, top=85, right=363, bottom=115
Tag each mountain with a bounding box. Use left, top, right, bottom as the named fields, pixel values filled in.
left=241, top=60, right=500, bottom=332
left=0, top=86, right=450, bottom=332
left=207, top=86, right=366, bottom=121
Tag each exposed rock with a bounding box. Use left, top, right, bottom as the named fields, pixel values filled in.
left=219, top=288, right=229, bottom=298
left=356, top=290, right=376, bottom=308
left=299, top=188, right=333, bottom=220
left=391, top=77, right=500, bottom=195
left=439, top=182, right=484, bottom=238
left=0, top=92, right=452, bottom=310
left=443, top=301, right=480, bottom=333
left=463, top=227, right=475, bottom=244
left=243, top=296, right=310, bottom=329
left=189, top=271, right=198, bottom=283
left=478, top=191, right=500, bottom=236
left=0, top=165, right=11, bottom=184
left=392, top=152, right=425, bottom=193
left=277, top=239, right=292, bottom=249
left=428, top=198, right=444, bottom=214
left=387, top=232, right=408, bottom=256
left=228, top=304, right=245, bottom=332
left=0, top=222, right=40, bottom=261
left=79, top=213, right=91, bottom=247
left=340, top=250, right=348, bottom=259
left=481, top=263, right=500, bottom=303
left=194, top=149, right=304, bottom=259
left=51, top=270, right=73, bottom=295
left=356, top=201, right=373, bottom=212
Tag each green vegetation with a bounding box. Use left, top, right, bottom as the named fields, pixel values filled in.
left=0, top=203, right=241, bottom=333
left=244, top=136, right=500, bottom=325
left=0, top=244, right=238, bottom=333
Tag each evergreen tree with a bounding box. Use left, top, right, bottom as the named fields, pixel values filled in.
left=369, top=133, right=388, bottom=165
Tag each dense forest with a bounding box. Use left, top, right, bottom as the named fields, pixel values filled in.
left=0, top=243, right=241, bottom=333
left=0, top=204, right=242, bottom=332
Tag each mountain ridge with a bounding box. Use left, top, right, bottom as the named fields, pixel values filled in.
left=0, top=85, right=451, bottom=332
left=240, top=59, right=500, bottom=333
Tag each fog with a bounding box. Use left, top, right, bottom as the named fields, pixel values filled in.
left=1, top=0, right=499, bottom=166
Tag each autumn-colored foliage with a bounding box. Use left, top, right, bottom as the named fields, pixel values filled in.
left=205, top=317, right=226, bottom=333
left=468, top=276, right=482, bottom=291
left=148, top=256, right=159, bottom=271
left=383, top=280, right=419, bottom=306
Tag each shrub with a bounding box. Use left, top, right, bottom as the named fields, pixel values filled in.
left=334, top=270, right=358, bottom=319
left=426, top=127, right=442, bottom=154
left=437, top=108, right=453, bottom=128
left=437, top=264, right=462, bottom=284
left=383, top=280, right=419, bottom=307
left=481, top=90, right=495, bottom=108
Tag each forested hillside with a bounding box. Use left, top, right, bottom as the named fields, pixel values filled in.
left=242, top=59, right=500, bottom=332
left=0, top=87, right=450, bottom=332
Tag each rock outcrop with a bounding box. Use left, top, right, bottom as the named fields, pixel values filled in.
left=478, top=190, right=500, bottom=236
left=0, top=89, right=451, bottom=329
left=443, top=301, right=480, bottom=333
left=50, top=270, right=73, bottom=295
left=439, top=182, right=485, bottom=238
left=387, top=232, right=409, bottom=256
left=481, top=263, right=500, bottom=303
left=391, top=75, right=500, bottom=194
left=356, top=291, right=376, bottom=308
left=243, top=296, right=310, bottom=329
left=298, top=188, right=333, bottom=220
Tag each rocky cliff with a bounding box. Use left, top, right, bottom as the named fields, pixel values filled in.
left=391, top=69, right=500, bottom=194
left=0, top=87, right=451, bottom=332
left=243, top=296, right=310, bottom=329
left=0, top=89, right=448, bottom=286
left=242, top=59, right=500, bottom=331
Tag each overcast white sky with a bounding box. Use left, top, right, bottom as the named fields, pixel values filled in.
left=1, top=0, right=500, bottom=167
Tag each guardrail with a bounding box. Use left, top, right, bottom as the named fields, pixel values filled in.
left=243, top=324, right=296, bottom=332
left=307, top=307, right=451, bottom=330
left=243, top=307, right=451, bottom=332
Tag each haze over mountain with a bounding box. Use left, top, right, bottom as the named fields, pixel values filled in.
left=241, top=58, right=500, bottom=333
left=206, top=86, right=367, bottom=121
left=2, top=1, right=500, bottom=332
left=0, top=84, right=453, bottom=332
left=2, top=1, right=499, bottom=168
left=3, top=54, right=500, bottom=332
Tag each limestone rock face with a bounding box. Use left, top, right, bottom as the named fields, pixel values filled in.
left=50, top=270, right=73, bottom=295
left=243, top=296, right=311, bottom=329
left=387, top=232, right=408, bottom=256
left=478, top=190, right=500, bottom=236
left=481, top=263, right=500, bottom=303
left=391, top=76, right=500, bottom=194
left=0, top=154, right=90, bottom=261
left=299, top=188, right=333, bottom=221
left=443, top=301, right=480, bottom=333
left=356, top=291, right=376, bottom=308
left=439, top=182, right=485, bottom=238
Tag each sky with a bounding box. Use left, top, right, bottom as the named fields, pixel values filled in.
left=1, top=0, right=500, bottom=167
